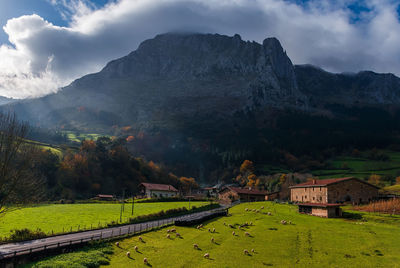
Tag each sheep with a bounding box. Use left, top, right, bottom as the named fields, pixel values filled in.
left=243, top=249, right=249, bottom=255
left=126, top=251, right=131, bottom=257
left=193, top=244, right=199, bottom=249
left=261, top=206, right=264, bottom=209
left=143, top=258, right=148, bottom=264
left=289, top=221, right=292, bottom=225
left=232, top=231, right=236, bottom=236
left=115, top=242, right=120, bottom=247
left=250, top=221, right=253, bottom=226
left=256, top=209, right=260, bottom=213
left=245, top=208, right=249, bottom=211
left=267, top=212, right=272, bottom=216
left=212, top=228, right=215, bottom=233
left=204, top=253, right=210, bottom=258
left=223, top=222, right=226, bottom=226
left=134, top=245, right=138, bottom=252
left=211, top=237, right=215, bottom=243
left=281, top=220, right=287, bottom=225
left=171, top=228, right=176, bottom=232
left=139, top=236, right=143, bottom=242
left=176, top=232, right=181, bottom=237
left=196, top=225, right=200, bottom=229
left=251, top=249, right=255, bottom=253
left=228, top=224, right=233, bottom=228
left=167, top=229, right=171, bottom=233
left=166, top=234, right=171, bottom=239
left=245, top=232, right=250, bottom=237
left=208, top=228, right=211, bottom=232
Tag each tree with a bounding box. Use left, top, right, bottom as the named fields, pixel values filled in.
left=368, top=174, right=383, bottom=187
left=0, top=113, right=44, bottom=215
left=179, top=177, right=199, bottom=194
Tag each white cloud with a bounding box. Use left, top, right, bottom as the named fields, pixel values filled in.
left=0, top=0, right=400, bottom=98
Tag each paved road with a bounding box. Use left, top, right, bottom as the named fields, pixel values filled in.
left=0, top=206, right=227, bottom=259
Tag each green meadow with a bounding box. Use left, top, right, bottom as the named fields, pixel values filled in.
left=0, top=202, right=208, bottom=239
left=312, top=150, right=400, bottom=180
left=30, top=202, right=400, bottom=268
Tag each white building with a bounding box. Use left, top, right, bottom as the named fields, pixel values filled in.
left=139, top=183, right=179, bottom=198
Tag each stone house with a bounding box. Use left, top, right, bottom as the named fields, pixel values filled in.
left=218, top=186, right=268, bottom=204
left=138, top=183, right=178, bottom=198
left=289, top=177, right=379, bottom=218
left=290, top=177, right=379, bottom=205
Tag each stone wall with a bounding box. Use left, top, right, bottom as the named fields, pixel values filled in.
left=327, top=180, right=378, bottom=204
left=291, top=186, right=328, bottom=203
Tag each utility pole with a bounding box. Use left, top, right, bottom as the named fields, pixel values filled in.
left=120, top=189, right=125, bottom=222
left=131, top=195, right=135, bottom=216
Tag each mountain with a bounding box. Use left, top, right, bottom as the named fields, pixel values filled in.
left=4, top=33, right=308, bottom=131
left=3, top=33, right=400, bottom=180
left=295, top=64, right=400, bottom=106
left=0, top=96, right=15, bottom=106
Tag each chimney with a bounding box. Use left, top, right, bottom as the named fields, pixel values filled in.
left=312, top=180, right=317, bottom=185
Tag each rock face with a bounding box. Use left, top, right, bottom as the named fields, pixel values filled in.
left=295, top=64, right=400, bottom=106
left=3, top=33, right=307, bottom=130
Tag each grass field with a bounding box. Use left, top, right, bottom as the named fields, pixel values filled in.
left=312, top=150, right=400, bottom=180
left=63, top=131, right=106, bottom=143
left=29, top=202, right=400, bottom=267
left=0, top=202, right=208, bottom=239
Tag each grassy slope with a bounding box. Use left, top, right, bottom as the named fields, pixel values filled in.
left=100, top=202, right=400, bottom=268
left=382, top=184, right=400, bottom=195
left=0, top=202, right=208, bottom=238
left=63, top=131, right=106, bottom=143
left=312, top=151, right=400, bottom=179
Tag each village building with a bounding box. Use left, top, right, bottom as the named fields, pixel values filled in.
left=138, top=183, right=179, bottom=198
left=265, top=191, right=280, bottom=201
left=94, top=194, right=114, bottom=201
left=290, top=177, right=379, bottom=217
left=218, top=186, right=268, bottom=203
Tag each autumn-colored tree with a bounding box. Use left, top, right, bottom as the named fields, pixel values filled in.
left=126, top=135, right=135, bottom=142
left=396, top=176, right=400, bottom=185
left=179, top=177, right=199, bottom=194
left=240, top=160, right=254, bottom=174
left=368, top=174, right=383, bottom=187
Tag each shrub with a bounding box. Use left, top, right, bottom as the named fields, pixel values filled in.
left=354, top=199, right=400, bottom=215
left=8, top=229, right=47, bottom=242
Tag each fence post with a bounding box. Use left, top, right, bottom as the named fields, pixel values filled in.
left=100, top=231, right=102, bottom=240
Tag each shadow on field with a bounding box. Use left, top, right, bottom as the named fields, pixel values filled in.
left=342, top=211, right=363, bottom=220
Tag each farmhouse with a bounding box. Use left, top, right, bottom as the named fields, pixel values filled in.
left=290, top=177, right=379, bottom=217
left=139, top=183, right=179, bottom=198
left=290, top=177, right=379, bottom=204
left=218, top=186, right=268, bottom=203
left=265, top=191, right=280, bottom=201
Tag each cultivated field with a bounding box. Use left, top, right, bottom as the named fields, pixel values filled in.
left=30, top=202, right=400, bottom=267
left=0, top=202, right=208, bottom=239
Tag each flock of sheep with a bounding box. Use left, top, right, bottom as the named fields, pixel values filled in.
left=114, top=204, right=292, bottom=265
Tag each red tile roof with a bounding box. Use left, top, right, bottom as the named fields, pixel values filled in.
left=298, top=203, right=342, bottom=207
left=289, top=177, right=379, bottom=189
left=225, top=186, right=268, bottom=196
left=140, top=183, right=178, bottom=192
left=97, top=194, right=114, bottom=198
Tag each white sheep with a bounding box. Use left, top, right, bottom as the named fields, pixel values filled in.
left=143, top=258, right=148, bottom=264
left=208, top=228, right=211, bottom=232
left=193, top=244, right=199, bottom=249
left=232, top=231, right=235, bottom=236
left=211, top=237, right=214, bottom=243
left=204, top=253, right=210, bottom=258
left=176, top=232, right=181, bottom=237
left=251, top=249, right=255, bottom=253
left=261, top=206, right=264, bottom=209
left=134, top=245, right=138, bottom=252
left=267, top=212, right=271, bottom=216
left=212, top=228, right=215, bottom=233
left=126, top=251, right=130, bottom=257
left=167, top=234, right=170, bottom=239
left=281, top=220, right=287, bottom=225
left=139, top=236, right=143, bottom=242
left=171, top=228, right=176, bottom=232
left=250, top=222, right=253, bottom=225
left=245, top=232, right=250, bottom=237
left=115, top=242, right=120, bottom=247
left=256, top=209, right=260, bottom=213
left=243, top=249, right=249, bottom=255
left=245, top=208, right=249, bottom=211
left=167, top=229, right=171, bottom=233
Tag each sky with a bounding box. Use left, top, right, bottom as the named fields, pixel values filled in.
left=0, top=0, right=400, bottom=99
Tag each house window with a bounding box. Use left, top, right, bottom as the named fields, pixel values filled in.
left=313, top=197, right=315, bottom=200
left=305, top=195, right=307, bottom=199
left=319, top=187, right=321, bottom=191
left=313, top=188, right=314, bottom=191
